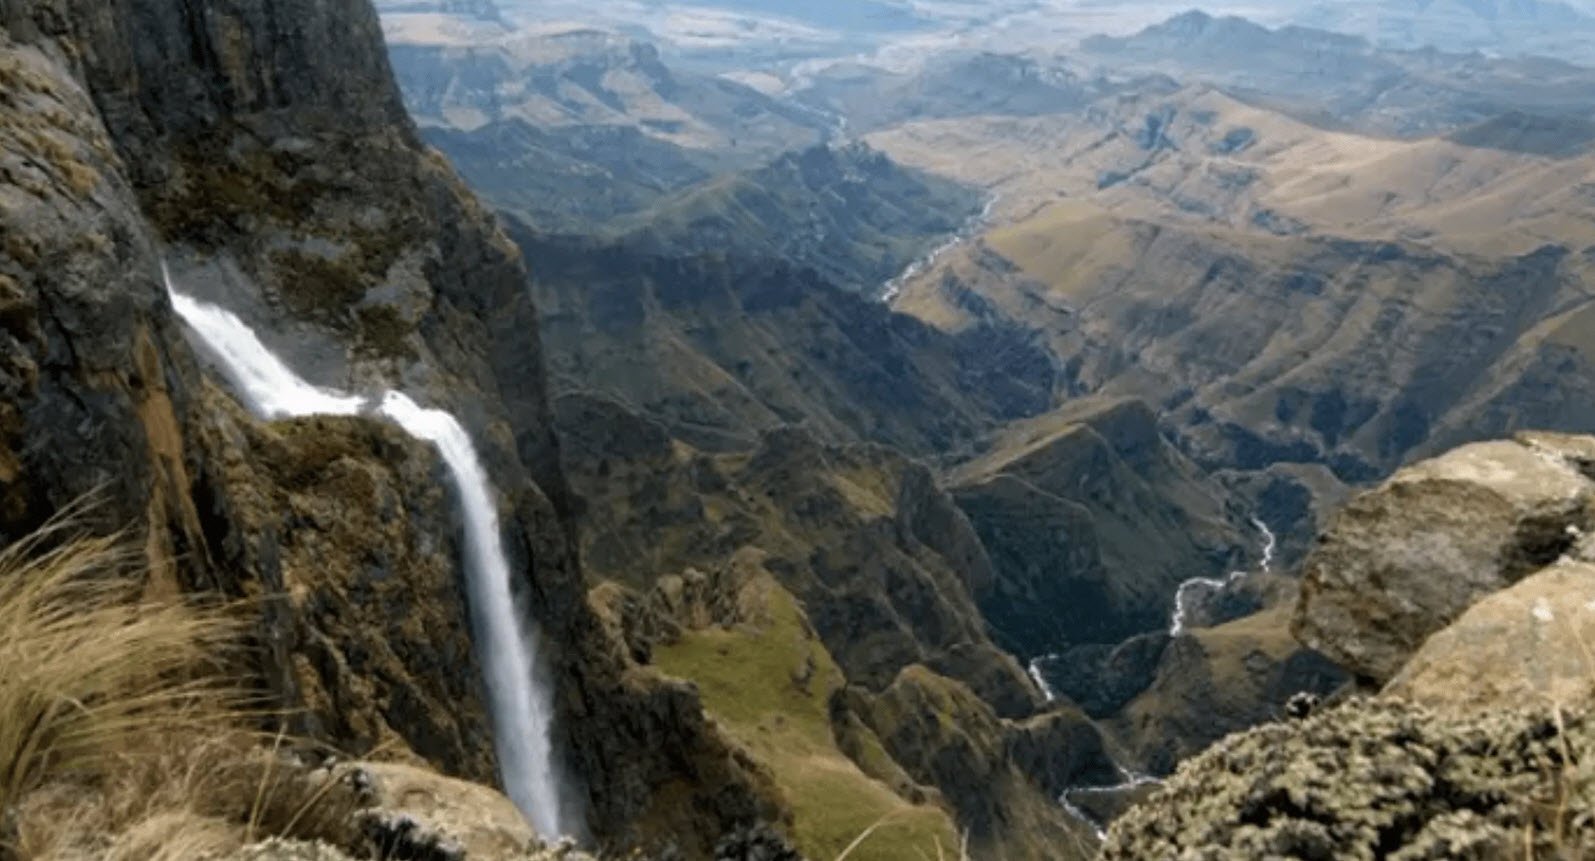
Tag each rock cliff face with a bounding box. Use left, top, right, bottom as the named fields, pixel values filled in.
left=1295, top=431, right=1595, bottom=684
left=0, top=0, right=783, bottom=854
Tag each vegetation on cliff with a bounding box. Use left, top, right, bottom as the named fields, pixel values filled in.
left=0, top=522, right=365, bottom=860
left=652, top=572, right=960, bottom=861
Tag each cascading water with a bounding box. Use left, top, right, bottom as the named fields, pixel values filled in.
left=164, top=288, right=366, bottom=419
left=1026, top=657, right=1060, bottom=703
left=377, top=392, right=566, bottom=837
left=162, top=265, right=574, bottom=838
left=1027, top=517, right=1280, bottom=706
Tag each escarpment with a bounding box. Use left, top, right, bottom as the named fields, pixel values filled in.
left=0, top=0, right=785, bottom=854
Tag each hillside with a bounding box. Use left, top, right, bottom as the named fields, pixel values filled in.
left=874, top=84, right=1595, bottom=495
left=384, top=25, right=828, bottom=153
left=1079, top=11, right=1595, bottom=137
left=515, top=225, right=1054, bottom=455
left=615, top=143, right=985, bottom=292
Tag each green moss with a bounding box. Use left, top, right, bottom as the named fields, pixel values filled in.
left=654, top=578, right=959, bottom=861
left=271, top=250, right=367, bottom=324
left=354, top=305, right=416, bottom=360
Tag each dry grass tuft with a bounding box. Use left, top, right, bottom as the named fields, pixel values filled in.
left=0, top=517, right=242, bottom=813
left=0, top=510, right=365, bottom=860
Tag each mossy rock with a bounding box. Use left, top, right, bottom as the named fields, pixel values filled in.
left=1101, top=698, right=1595, bottom=860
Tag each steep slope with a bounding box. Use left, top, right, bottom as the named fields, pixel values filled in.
left=616, top=143, right=984, bottom=292
left=517, top=226, right=1055, bottom=456
left=876, top=85, right=1595, bottom=488
left=0, top=0, right=788, bottom=855
left=558, top=392, right=1115, bottom=859
left=949, top=398, right=1250, bottom=657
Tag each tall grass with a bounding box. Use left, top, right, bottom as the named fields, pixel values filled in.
left=0, top=513, right=361, bottom=859
left=0, top=519, right=242, bottom=813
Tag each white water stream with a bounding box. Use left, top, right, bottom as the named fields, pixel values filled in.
left=163, top=265, right=573, bottom=838
left=1034, top=517, right=1280, bottom=841
left=880, top=193, right=1000, bottom=302
left=1167, top=517, right=1277, bottom=638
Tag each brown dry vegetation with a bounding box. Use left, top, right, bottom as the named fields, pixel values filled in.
left=0, top=513, right=362, bottom=860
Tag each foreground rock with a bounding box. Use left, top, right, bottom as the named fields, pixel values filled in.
left=1384, top=559, right=1595, bottom=711
left=1100, top=699, right=1595, bottom=860
left=1294, top=436, right=1595, bottom=683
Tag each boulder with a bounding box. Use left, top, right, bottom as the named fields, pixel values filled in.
left=1384, top=559, right=1595, bottom=711
left=356, top=762, right=541, bottom=860
left=1294, top=437, right=1595, bottom=683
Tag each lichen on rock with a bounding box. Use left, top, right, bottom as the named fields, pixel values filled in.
left=1384, top=559, right=1595, bottom=712
left=1099, top=698, right=1595, bottom=860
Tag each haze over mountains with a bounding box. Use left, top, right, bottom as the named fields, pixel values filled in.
left=365, top=0, right=1595, bottom=855
left=380, top=0, right=1595, bottom=68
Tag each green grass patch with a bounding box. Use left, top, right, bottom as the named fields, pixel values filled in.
left=654, top=577, right=959, bottom=861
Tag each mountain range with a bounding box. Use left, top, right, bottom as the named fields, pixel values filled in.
left=9, top=0, right=1595, bottom=857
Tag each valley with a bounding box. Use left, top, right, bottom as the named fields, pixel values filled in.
left=2, top=0, right=1593, bottom=857
left=364, top=0, right=1595, bottom=855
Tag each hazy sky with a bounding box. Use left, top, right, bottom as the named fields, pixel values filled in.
left=383, top=0, right=1595, bottom=68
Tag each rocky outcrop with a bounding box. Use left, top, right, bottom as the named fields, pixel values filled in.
left=554, top=391, right=1138, bottom=855
left=191, top=389, right=493, bottom=778
left=1294, top=433, right=1595, bottom=683
left=1105, top=608, right=1345, bottom=775
left=1384, top=559, right=1595, bottom=711
left=1100, top=699, right=1595, bottom=860
left=1102, top=432, right=1595, bottom=858
left=215, top=761, right=601, bottom=861
left=557, top=393, right=1038, bottom=711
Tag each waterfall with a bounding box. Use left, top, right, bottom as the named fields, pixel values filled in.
left=377, top=392, right=566, bottom=837
left=1027, top=656, right=1060, bottom=703
left=164, top=290, right=366, bottom=419
left=163, top=265, right=574, bottom=838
